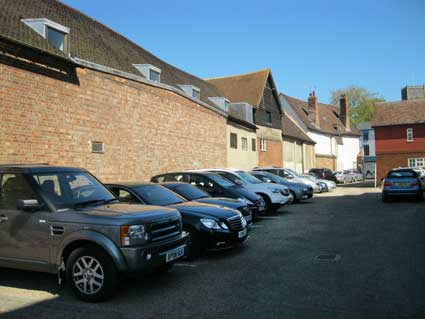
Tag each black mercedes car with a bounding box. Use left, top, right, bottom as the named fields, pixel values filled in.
left=106, top=182, right=249, bottom=259
left=160, top=182, right=253, bottom=225
left=150, top=171, right=266, bottom=217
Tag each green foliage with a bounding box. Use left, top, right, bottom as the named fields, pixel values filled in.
left=330, top=86, right=385, bottom=124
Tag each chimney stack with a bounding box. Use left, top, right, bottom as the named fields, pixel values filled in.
left=307, top=91, right=320, bottom=127
left=340, top=94, right=350, bottom=131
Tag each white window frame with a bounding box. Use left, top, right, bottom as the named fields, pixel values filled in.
left=407, top=128, right=413, bottom=142
left=260, top=139, right=267, bottom=152
left=241, top=137, right=248, bottom=151
left=192, top=87, right=200, bottom=99
left=409, top=158, right=425, bottom=168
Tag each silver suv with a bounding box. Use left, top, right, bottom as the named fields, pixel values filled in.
left=0, top=164, right=188, bottom=302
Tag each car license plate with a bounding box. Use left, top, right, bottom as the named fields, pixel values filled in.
left=165, top=245, right=185, bottom=263
left=396, top=182, right=409, bottom=187
left=238, top=228, right=247, bottom=238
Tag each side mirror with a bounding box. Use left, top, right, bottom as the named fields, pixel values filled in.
left=17, top=199, right=42, bottom=212
left=287, top=175, right=294, bottom=179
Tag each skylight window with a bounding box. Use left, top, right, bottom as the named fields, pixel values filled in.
left=133, top=64, right=161, bottom=82
left=208, top=97, right=230, bottom=111
left=21, top=18, right=70, bottom=55
left=178, top=85, right=201, bottom=100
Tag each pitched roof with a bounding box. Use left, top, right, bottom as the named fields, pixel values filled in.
left=0, top=0, right=224, bottom=106
left=281, top=94, right=360, bottom=136
left=371, top=99, right=425, bottom=127
left=205, top=69, right=270, bottom=107
left=282, top=116, right=315, bottom=144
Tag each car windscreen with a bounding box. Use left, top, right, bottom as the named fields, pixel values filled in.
left=207, top=174, right=236, bottom=187
left=286, top=168, right=301, bottom=177
left=236, top=171, right=262, bottom=184
left=133, top=185, right=185, bottom=205
left=172, top=184, right=209, bottom=200
left=387, top=170, right=417, bottom=178
left=31, top=172, right=116, bottom=210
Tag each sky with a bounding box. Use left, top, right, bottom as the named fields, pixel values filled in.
left=62, top=0, right=425, bottom=103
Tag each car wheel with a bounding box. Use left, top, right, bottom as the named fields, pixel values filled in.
left=258, top=194, right=272, bottom=214
left=66, top=244, right=118, bottom=302
left=290, top=190, right=298, bottom=203
left=184, top=227, right=201, bottom=260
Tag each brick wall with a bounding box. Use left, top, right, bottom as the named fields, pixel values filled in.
left=0, top=55, right=227, bottom=182
left=258, top=139, right=283, bottom=167
left=376, top=152, right=425, bottom=184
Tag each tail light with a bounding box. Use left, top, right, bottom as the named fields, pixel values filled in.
left=411, top=181, right=420, bottom=187
left=383, top=182, right=392, bottom=188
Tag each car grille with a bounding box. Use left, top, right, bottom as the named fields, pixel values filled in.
left=227, top=215, right=245, bottom=231
left=150, top=218, right=181, bottom=242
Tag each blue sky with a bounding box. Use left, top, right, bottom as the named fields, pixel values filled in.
left=63, top=0, right=424, bottom=103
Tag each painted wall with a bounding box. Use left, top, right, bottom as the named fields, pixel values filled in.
left=308, top=132, right=334, bottom=156
left=303, top=144, right=316, bottom=172
left=336, top=136, right=360, bottom=170
left=227, top=124, right=258, bottom=170
left=283, top=140, right=303, bottom=173
left=375, top=124, right=425, bottom=154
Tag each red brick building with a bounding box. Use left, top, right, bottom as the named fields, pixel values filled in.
left=0, top=0, right=229, bottom=181
left=372, top=99, right=425, bottom=183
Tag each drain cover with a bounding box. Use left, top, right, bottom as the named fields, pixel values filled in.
left=314, top=254, right=341, bottom=262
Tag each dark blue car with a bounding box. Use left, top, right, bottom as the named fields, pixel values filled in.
left=382, top=168, right=424, bottom=202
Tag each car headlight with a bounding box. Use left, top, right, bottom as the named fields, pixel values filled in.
left=120, top=225, right=149, bottom=246
left=201, top=218, right=228, bottom=230
left=238, top=198, right=253, bottom=205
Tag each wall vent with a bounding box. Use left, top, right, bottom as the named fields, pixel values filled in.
left=91, top=141, right=104, bottom=153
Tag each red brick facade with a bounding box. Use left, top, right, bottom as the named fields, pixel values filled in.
left=258, top=139, right=283, bottom=167
left=375, top=124, right=425, bottom=183
left=0, top=54, right=227, bottom=182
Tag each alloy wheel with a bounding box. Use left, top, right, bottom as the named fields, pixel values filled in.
left=73, top=256, right=104, bottom=295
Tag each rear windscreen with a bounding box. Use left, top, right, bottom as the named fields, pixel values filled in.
left=387, top=171, right=417, bottom=178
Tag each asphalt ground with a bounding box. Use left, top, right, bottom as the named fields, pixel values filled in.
left=1, top=182, right=424, bottom=319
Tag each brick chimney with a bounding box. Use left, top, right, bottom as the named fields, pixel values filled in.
left=340, top=94, right=350, bottom=131
left=308, top=91, right=320, bottom=127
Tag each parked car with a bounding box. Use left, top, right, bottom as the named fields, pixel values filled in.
left=253, top=167, right=322, bottom=193
left=0, top=164, right=189, bottom=302
left=191, top=168, right=292, bottom=213
left=348, top=169, right=364, bottom=182
left=250, top=171, right=313, bottom=203
left=304, top=173, right=336, bottom=191
left=159, top=181, right=253, bottom=225
left=382, top=168, right=424, bottom=202
left=151, top=171, right=266, bottom=216
left=308, top=168, right=337, bottom=183
left=107, top=183, right=248, bottom=259
left=335, top=170, right=354, bottom=183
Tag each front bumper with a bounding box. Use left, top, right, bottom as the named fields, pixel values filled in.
left=250, top=203, right=266, bottom=217
left=121, top=232, right=189, bottom=272
left=269, top=192, right=290, bottom=204
left=297, top=189, right=313, bottom=200
left=201, top=227, right=249, bottom=251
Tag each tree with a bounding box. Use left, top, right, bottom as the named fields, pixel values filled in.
left=330, top=86, right=384, bottom=124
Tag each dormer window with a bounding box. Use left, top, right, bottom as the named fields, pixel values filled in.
left=178, top=85, right=201, bottom=100
left=133, top=64, right=161, bottom=82
left=21, top=18, right=70, bottom=55
left=208, top=97, right=230, bottom=111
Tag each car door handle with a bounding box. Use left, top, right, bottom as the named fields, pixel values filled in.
left=0, top=215, right=8, bottom=223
